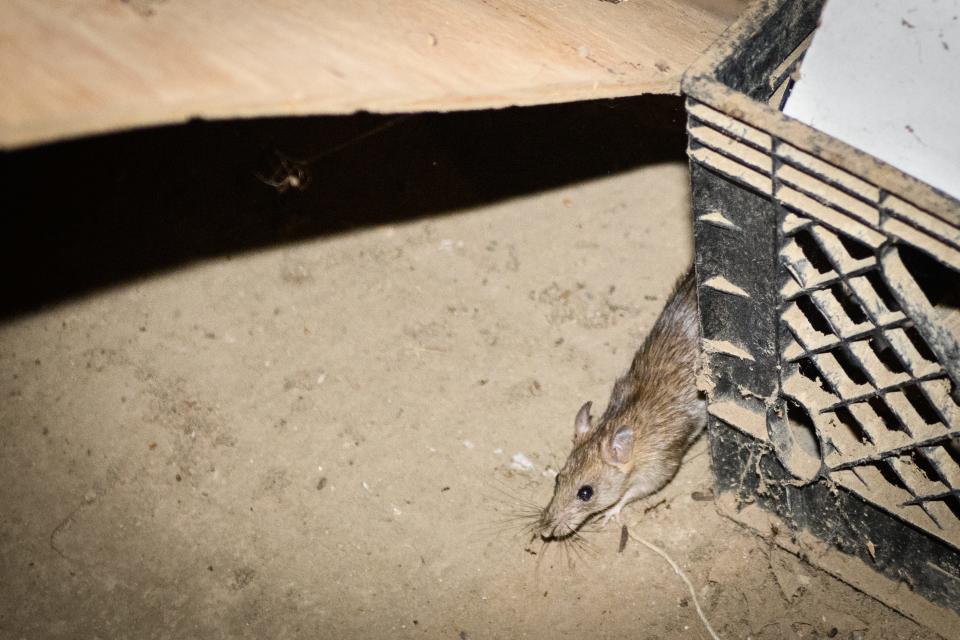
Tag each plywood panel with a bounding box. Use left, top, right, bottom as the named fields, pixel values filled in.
left=0, top=0, right=746, bottom=149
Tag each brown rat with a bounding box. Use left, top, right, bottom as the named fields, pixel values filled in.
left=537, top=267, right=705, bottom=540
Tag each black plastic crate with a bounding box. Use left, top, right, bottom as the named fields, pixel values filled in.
left=683, top=0, right=960, bottom=634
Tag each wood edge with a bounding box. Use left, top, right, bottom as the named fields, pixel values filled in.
left=0, top=75, right=679, bottom=151
left=682, top=0, right=776, bottom=90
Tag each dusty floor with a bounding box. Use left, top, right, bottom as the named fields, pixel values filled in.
left=0, top=104, right=942, bottom=639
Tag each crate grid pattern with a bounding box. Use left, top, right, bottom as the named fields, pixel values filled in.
left=688, top=98, right=960, bottom=550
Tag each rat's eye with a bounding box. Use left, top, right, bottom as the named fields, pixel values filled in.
left=576, top=485, right=593, bottom=501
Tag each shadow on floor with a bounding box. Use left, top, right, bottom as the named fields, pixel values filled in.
left=0, top=95, right=686, bottom=319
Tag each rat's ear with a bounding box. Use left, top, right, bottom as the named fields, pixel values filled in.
left=573, top=401, right=593, bottom=441
left=603, top=425, right=634, bottom=466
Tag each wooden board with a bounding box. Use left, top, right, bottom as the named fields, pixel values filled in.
left=0, top=0, right=746, bottom=149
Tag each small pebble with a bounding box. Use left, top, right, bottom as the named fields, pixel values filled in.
left=510, top=453, right=534, bottom=472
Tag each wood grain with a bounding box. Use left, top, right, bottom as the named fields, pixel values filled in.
left=0, top=0, right=746, bottom=148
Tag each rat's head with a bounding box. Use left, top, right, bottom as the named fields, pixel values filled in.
left=536, top=401, right=635, bottom=541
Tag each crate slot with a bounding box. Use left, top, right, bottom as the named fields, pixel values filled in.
left=828, top=344, right=872, bottom=387
left=690, top=146, right=772, bottom=195
left=905, top=325, right=940, bottom=363
left=822, top=407, right=873, bottom=466
left=921, top=379, right=960, bottom=427
left=872, top=458, right=920, bottom=498
left=828, top=283, right=870, bottom=324
left=846, top=401, right=911, bottom=450
left=883, top=247, right=960, bottom=387
left=918, top=498, right=960, bottom=533
left=821, top=372, right=948, bottom=409
left=944, top=495, right=960, bottom=522
left=776, top=141, right=880, bottom=204
left=687, top=101, right=772, bottom=150
left=810, top=225, right=876, bottom=274
left=902, top=384, right=944, bottom=426
left=796, top=228, right=840, bottom=273
left=895, top=244, right=960, bottom=335
left=781, top=236, right=840, bottom=290
left=810, top=289, right=871, bottom=338
left=884, top=219, right=960, bottom=272
left=846, top=340, right=909, bottom=389
left=780, top=235, right=839, bottom=289
left=777, top=164, right=880, bottom=226
left=834, top=404, right=875, bottom=445
left=782, top=368, right=840, bottom=412
left=891, top=455, right=949, bottom=504
left=689, top=124, right=773, bottom=174
left=813, top=350, right=871, bottom=399
left=922, top=444, right=960, bottom=489
left=796, top=357, right=833, bottom=393
left=865, top=334, right=906, bottom=372
left=776, top=186, right=885, bottom=247
left=783, top=297, right=836, bottom=351
left=833, top=464, right=939, bottom=533
left=796, top=293, right=836, bottom=334
left=884, top=194, right=960, bottom=251
left=884, top=390, right=946, bottom=442
left=889, top=456, right=956, bottom=529
left=907, top=493, right=960, bottom=528
left=870, top=396, right=911, bottom=436
left=848, top=274, right=903, bottom=325
left=908, top=452, right=953, bottom=495
left=836, top=233, right=875, bottom=260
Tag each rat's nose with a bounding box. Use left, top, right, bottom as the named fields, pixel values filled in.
left=539, top=524, right=558, bottom=541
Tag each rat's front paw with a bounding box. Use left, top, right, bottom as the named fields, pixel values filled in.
left=599, top=505, right=624, bottom=528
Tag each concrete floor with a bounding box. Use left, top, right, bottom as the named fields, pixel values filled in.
left=0, top=103, right=939, bottom=639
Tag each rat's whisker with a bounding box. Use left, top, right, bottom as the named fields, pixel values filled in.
left=571, top=531, right=598, bottom=559
left=534, top=537, right=552, bottom=575
left=560, top=536, right=574, bottom=569
left=482, top=480, right=543, bottom=514
left=491, top=477, right=541, bottom=501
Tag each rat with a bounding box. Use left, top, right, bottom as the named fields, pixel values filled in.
left=536, top=267, right=706, bottom=540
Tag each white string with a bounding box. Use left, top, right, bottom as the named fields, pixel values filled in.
left=626, top=528, right=721, bottom=640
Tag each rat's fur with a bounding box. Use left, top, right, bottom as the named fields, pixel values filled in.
left=537, top=267, right=705, bottom=540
